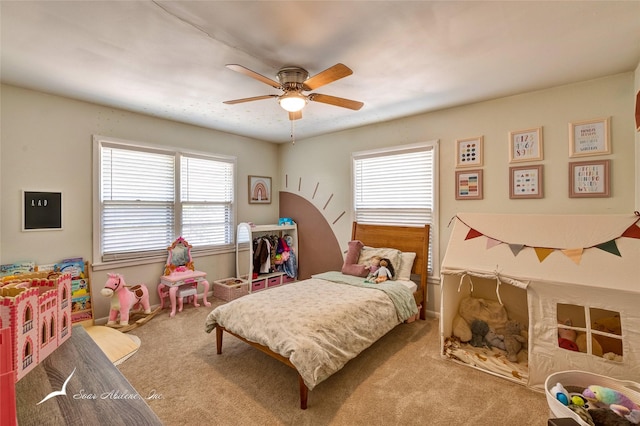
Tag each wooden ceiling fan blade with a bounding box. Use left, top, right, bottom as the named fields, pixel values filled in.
left=223, top=94, right=277, bottom=105
left=226, top=64, right=281, bottom=89
left=303, top=63, right=353, bottom=91
left=289, top=110, right=302, bottom=121
left=309, top=93, right=364, bottom=110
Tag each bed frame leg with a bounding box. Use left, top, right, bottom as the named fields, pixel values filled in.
left=298, top=375, right=308, bottom=410
left=216, top=326, right=223, bottom=354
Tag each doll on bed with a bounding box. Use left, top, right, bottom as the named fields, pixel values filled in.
left=370, top=258, right=394, bottom=283
left=365, top=256, right=381, bottom=279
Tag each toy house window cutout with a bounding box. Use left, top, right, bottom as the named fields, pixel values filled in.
left=557, top=303, right=622, bottom=361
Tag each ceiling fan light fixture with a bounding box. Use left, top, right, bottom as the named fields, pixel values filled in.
left=279, top=92, right=307, bottom=112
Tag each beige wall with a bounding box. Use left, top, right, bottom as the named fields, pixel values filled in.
left=280, top=72, right=637, bottom=313
left=0, top=84, right=280, bottom=320
left=635, top=61, right=640, bottom=211
left=1, top=71, right=637, bottom=320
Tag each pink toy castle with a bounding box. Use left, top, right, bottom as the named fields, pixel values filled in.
left=0, top=271, right=73, bottom=382
left=1, top=327, right=17, bottom=426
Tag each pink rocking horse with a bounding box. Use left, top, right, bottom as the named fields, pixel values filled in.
left=101, top=273, right=152, bottom=326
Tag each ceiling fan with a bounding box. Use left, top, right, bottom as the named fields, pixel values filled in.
left=223, top=63, right=364, bottom=120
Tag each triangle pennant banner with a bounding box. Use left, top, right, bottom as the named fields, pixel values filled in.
left=561, top=248, right=584, bottom=265
left=465, top=228, right=483, bottom=240
left=509, top=244, right=525, bottom=257
left=534, top=247, right=555, bottom=263
left=595, top=240, right=621, bottom=257
left=486, top=238, right=501, bottom=249
left=622, top=224, right=640, bottom=239
left=459, top=215, right=636, bottom=262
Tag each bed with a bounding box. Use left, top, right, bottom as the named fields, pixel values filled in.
left=204, top=222, right=430, bottom=409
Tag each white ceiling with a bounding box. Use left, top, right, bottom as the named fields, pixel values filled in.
left=2, top=1, right=639, bottom=143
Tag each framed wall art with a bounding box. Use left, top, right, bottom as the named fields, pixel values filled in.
left=22, top=190, right=63, bottom=231
left=455, top=169, right=483, bottom=200
left=569, top=160, right=610, bottom=198
left=509, top=165, right=543, bottom=199
left=509, top=127, right=543, bottom=163
left=455, top=136, right=483, bottom=168
left=569, top=117, right=610, bottom=157
left=248, top=175, right=272, bottom=204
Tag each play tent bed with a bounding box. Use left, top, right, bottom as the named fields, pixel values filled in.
left=205, top=222, right=430, bottom=409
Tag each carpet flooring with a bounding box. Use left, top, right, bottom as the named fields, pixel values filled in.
left=117, top=298, right=552, bottom=425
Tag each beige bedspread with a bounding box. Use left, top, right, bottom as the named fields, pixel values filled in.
left=205, top=276, right=416, bottom=389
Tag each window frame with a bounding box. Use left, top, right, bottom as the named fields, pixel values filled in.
left=351, top=140, right=439, bottom=278
left=92, top=135, right=237, bottom=270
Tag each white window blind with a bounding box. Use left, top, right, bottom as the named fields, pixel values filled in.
left=353, top=142, right=437, bottom=274
left=180, top=155, right=234, bottom=247
left=97, top=138, right=235, bottom=262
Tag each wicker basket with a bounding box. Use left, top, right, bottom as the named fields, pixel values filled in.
left=212, top=277, right=249, bottom=301
left=545, top=370, right=640, bottom=426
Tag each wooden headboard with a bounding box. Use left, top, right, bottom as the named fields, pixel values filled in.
left=351, top=222, right=430, bottom=320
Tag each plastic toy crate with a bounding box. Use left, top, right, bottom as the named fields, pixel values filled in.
left=545, top=370, right=640, bottom=426
left=213, top=277, right=249, bottom=301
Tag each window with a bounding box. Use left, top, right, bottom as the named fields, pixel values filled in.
left=352, top=141, right=438, bottom=275
left=557, top=303, right=623, bottom=361
left=94, top=136, right=236, bottom=264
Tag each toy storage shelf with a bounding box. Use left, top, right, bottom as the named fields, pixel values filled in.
left=236, top=222, right=298, bottom=293
left=71, top=261, right=94, bottom=327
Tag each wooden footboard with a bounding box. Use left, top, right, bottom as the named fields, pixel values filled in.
left=215, top=325, right=309, bottom=409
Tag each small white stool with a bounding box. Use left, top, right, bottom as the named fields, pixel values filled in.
left=177, top=285, right=199, bottom=312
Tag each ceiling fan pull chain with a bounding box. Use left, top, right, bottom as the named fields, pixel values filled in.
left=291, top=119, right=295, bottom=145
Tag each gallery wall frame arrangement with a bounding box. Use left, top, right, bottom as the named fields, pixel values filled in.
left=248, top=175, right=272, bottom=204
left=22, top=190, right=63, bottom=231
left=509, top=165, right=544, bottom=199
left=569, top=159, right=610, bottom=198
left=455, top=136, right=483, bottom=168
left=508, top=127, right=543, bottom=163
left=455, top=169, right=483, bottom=200
left=568, top=117, right=611, bottom=157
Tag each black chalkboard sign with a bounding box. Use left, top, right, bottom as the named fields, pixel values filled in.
left=22, top=191, right=63, bottom=231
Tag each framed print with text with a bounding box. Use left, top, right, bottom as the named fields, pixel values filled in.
left=509, top=165, right=543, bottom=199
left=569, top=117, right=610, bottom=157
left=509, top=127, right=543, bottom=163
left=248, top=175, right=272, bottom=204
left=455, top=169, right=483, bottom=200
left=569, top=159, right=610, bottom=198
left=22, top=190, right=63, bottom=231
left=455, top=136, right=483, bottom=168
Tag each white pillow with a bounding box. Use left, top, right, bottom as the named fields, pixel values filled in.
left=396, top=252, right=416, bottom=281
left=357, top=247, right=402, bottom=279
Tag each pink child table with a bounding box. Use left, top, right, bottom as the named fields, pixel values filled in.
left=158, top=270, right=211, bottom=317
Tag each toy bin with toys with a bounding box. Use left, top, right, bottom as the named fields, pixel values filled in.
left=545, top=370, right=640, bottom=426
left=213, top=277, right=249, bottom=302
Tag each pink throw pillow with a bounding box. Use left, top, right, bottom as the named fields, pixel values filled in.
left=341, top=240, right=369, bottom=277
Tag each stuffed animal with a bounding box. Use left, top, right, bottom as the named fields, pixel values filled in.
left=452, top=314, right=472, bottom=342
left=576, top=333, right=604, bottom=357
left=592, top=315, right=622, bottom=335
left=485, top=328, right=506, bottom=350
left=371, top=258, right=394, bottom=283
left=583, top=386, right=640, bottom=412
left=458, top=297, right=509, bottom=331
left=497, top=319, right=526, bottom=362
left=588, top=408, right=632, bottom=426
left=558, top=325, right=579, bottom=352
left=470, top=319, right=490, bottom=348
